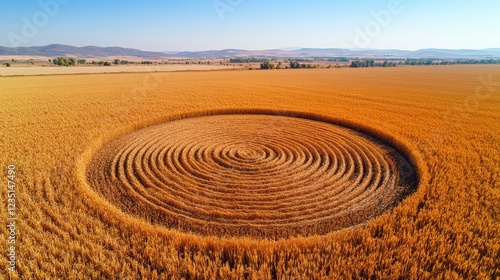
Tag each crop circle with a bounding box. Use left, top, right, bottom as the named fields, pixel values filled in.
left=86, top=112, right=417, bottom=239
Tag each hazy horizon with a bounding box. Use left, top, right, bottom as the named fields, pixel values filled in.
left=1, top=1, right=499, bottom=52
left=2, top=43, right=500, bottom=53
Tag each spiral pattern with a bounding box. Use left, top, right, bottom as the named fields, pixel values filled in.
left=86, top=113, right=417, bottom=239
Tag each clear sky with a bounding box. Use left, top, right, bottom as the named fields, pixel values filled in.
left=1, top=0, right=499, bottom=51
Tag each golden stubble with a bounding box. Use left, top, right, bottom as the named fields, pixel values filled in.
left=0, top=65, right=499, bottom=279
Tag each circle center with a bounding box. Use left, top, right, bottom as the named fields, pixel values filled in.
left=236, top=147, right=257, bottom=158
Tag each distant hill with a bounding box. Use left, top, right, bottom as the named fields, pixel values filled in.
left=0, top=44, right=499, bottom=59
left=172, top=48, right=500, bottom=59
left=0, top=44, right=166, bottom=58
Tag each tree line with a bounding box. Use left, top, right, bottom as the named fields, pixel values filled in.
left=259, top=61, right=318, bottom=70
left=50, top=57, right=143, bottom=66
left=350, top=58, right=500, bottom=68
left=408, top=58, right=500, bottom=65
left=350, top=60, right=397, bottom=68
left=229, top=58, right=263, bottom=63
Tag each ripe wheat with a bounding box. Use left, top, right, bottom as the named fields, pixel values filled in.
left=0, top=65, right=498, bottom=279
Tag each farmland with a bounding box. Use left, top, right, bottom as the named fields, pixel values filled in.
left=0, top=63, right=237, bottom=76
left=1, top=65, right=499, bottom=279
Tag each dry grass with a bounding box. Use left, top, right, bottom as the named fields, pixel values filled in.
left=0, top=64, right=237, bottom=76
left=1, top=65, right=499, bottom=279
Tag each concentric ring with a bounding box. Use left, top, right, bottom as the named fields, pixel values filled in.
left=86, top=112, right=417, bottom=239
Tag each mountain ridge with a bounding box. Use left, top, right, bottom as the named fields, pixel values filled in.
left=1, top=44, right=499, bottom=59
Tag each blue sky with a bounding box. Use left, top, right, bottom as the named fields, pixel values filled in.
left=1, top=0, right=499, bottom=51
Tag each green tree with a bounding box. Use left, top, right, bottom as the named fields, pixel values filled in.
left=289, top=61, right=300, bottom=69
left=114, top=59, right=121, bottom=65
left=52, top=57, right=76, bottom=66
left=260, top=61, right=275, bottom=69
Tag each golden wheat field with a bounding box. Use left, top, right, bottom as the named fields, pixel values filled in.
left=0, top=64, right=236, bottom=77
left=1, top=65, right=499, bottom=279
